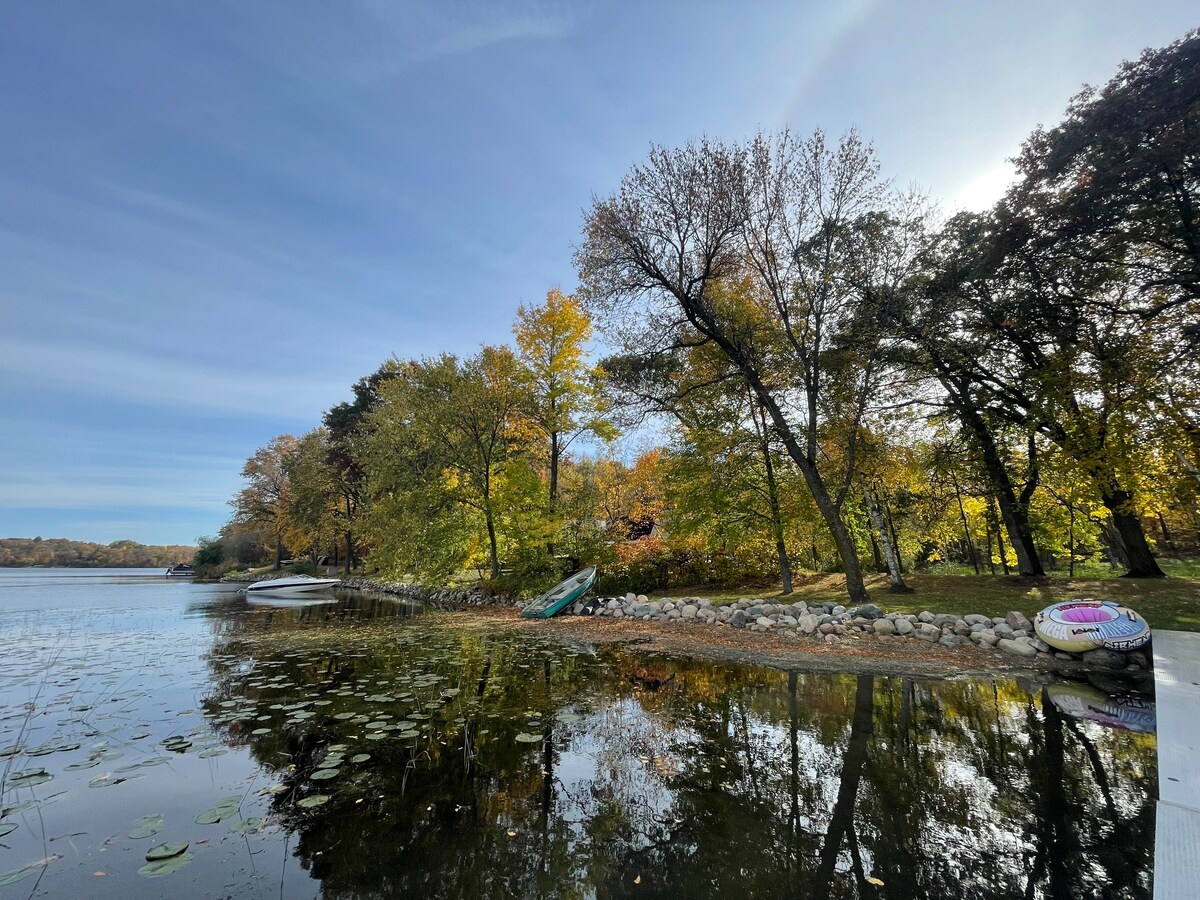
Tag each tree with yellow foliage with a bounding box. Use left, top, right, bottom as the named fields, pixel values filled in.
left=231, top=434, right=299, bottom=570
left=513, top=289, right=615, bottom=512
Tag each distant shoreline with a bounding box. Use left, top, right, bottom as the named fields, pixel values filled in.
left=0, top=537, right=195, bottom=569
left=0, top=563, right=186, bottom=569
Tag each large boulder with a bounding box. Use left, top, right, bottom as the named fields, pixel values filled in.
left=998, top=639, right=1037, bottom=658
left=1078, top=648, right=1129, bottom=669
left=1006, top=611, right=1034, bottom=633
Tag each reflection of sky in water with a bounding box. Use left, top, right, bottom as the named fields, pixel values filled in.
left=0, top=570, right=1158, bottom=899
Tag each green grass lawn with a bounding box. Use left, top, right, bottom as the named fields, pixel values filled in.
left=648, top=562, right=1200, bottom=632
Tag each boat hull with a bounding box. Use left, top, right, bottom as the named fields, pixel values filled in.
left=244, top=577, right=340, bottom=597
left=522, top=567, right=597, bottom=619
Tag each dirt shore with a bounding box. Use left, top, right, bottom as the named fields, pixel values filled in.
left=423, top=605, right=1064, bottom=679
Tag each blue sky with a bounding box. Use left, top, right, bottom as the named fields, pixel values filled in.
left=1, top=1, right=1195, bottom=546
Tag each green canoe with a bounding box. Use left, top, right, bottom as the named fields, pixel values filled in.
left=521, top=567, right=597, bottom=619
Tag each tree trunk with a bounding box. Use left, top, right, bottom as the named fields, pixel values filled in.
left=760, top=432, right=793, bottom=594
left=1157, top=511, right=1177, bottom=558
left=736, top=369, right=868, bottom=603
left=548, top=429, right=560, bottom=508
left=950, top=469, right=980, bottom=575
left=949, top=383, right=1045, bottom=575
left=866, top=490, right=912, bottom=593
left=344, top=495, right=355, bottom=575
left=992, top=500, right=1010, bottom=575
left=275, top=532, right=284, bottom=570
left=484, top=504, right=500, bottom=579
left=1102, top=489, right=1166, bottom=577
left=984, top=514, right=997, bottom=575
left=869, top=532, right=884, bottom=573
left=1068, top=506, right=1075, bottom=578
left=751, top=396, right=793, bottom=594
left=884, top=498, right=905, bottom=573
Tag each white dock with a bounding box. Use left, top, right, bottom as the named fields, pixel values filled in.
left=1152, top=631, right=1200, bottom=899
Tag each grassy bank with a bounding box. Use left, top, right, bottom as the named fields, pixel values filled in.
left=648, top=564, right=1200, bottom=632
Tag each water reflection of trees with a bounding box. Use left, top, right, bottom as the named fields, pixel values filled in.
left=199, top=615, right=1155, bottom=899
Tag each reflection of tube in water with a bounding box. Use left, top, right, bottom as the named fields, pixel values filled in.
left=1046, top=683, right=1156, bottom=733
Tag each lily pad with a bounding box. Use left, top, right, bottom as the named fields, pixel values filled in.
left=350, top=754, right=371, bottom=764
left=297, top=795, right=329, bottom=808
left=230, top=817, right=263, bottom=835
left=145, top=841, right=188, bottom=861
left=0, top=855, right=62, bottom=885
left=515, top=733, right=542, bottom=743
left=195, top=798, right=240, bottom=824
left=138, top=853, right=193, bottom=877
left=311, top=768, right=339, bottom=780
left=64, top=757, right=104, bottom=771
left=10, top=768, right=53, bottom=787
left=129, top=813, right=165, bottom=839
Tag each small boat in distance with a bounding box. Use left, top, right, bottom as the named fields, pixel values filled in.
left=522, top=566, right=597, bottom=619
left=243, top=574, right=341, bottom=597
left=165, top=564, right=196, bottom=577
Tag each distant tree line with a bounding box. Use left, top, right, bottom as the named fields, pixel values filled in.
left=215, top=33, right=1199, bottom=602
left=0, top=537, right=195, bottom=568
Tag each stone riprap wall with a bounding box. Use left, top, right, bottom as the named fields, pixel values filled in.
left=323, top=577, right=1150, bottom=673
left=575, top=593, right=1153, bottom=673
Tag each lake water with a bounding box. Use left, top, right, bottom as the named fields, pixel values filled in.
left=0, top=569, right=1156, bottom=898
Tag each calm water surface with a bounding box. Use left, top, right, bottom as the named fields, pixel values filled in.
left=0, top=569, right=1156, bottom=898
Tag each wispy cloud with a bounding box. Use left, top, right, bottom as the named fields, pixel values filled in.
left=0, top=338, right=352, bottom=420
left=0, top=463, right=236, bottom=511
left=415, top=12, right=568, bottom=62
left=355, top=1, right=575, bottom=74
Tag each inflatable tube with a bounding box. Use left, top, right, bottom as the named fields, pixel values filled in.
left=1033, top=599, right=1150, bottom=653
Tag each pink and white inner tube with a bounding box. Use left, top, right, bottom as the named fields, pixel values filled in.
left=1033, top=599, right=1150, bottom=653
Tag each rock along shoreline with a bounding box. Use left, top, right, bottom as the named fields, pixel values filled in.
left=329, top=577, right=1153, bottom=679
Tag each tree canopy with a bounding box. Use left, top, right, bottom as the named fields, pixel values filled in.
left=211, top=32, right=1199, bottom=601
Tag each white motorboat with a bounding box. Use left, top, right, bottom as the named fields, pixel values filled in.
left=166, top=564, right=196, bottom=577
left=243, top=574, right=341, bottom=597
